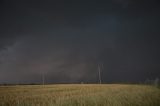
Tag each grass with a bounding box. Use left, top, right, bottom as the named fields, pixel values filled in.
left=0, top=84, right=160, bottom=106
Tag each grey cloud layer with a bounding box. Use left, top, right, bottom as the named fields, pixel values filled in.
left=0, top=0, right=160, bottom=83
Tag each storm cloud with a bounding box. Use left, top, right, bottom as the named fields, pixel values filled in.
left=0, top=0, right=160, bottom=84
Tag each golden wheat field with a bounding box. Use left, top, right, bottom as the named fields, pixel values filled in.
left=0, top=84, right=160, bottom=106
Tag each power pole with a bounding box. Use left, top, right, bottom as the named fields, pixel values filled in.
left=98, top=63, right=103, bottom=84
left=42, top=72, right=45, bottom=85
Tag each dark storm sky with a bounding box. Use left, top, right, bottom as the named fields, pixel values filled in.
left=0, top=0, right=160, bottom=83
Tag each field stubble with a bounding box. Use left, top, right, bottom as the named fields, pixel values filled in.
left=0, top=84, right=160, bottom=106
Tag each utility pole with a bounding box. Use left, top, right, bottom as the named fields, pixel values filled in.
left=42, top=72, right=45, bottom=85
left=98, top=63, right=103, bottom=84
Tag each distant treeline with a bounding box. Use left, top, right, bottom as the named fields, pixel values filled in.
left=0, top=83, right=40, bottom=86
left=0, top=78, right=159, bottom=87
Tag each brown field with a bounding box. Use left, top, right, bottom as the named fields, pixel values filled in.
left=0, top=84, right=160, bottom=106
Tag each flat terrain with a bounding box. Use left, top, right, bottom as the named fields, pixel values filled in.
left=0, top=84, right=160, bottom=106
